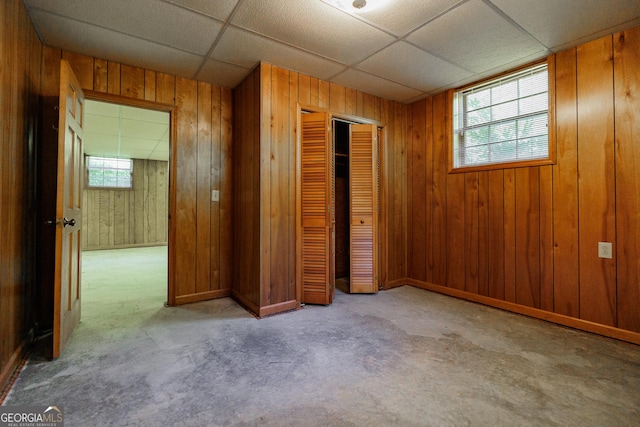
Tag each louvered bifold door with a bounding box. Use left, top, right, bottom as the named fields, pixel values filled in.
left=350, top=124, right=379, bottom=293
left=301, top=113, right=332, bottom=304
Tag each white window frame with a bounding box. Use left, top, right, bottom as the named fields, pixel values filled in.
left=86, top=156, right=133, bottom=189
left=451, top=60, right=555, bottom=172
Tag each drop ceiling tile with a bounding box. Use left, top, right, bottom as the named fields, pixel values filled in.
left=25, top=0, right=223, bottom=55
left=407, top=0, right=546, bottom=73
left=213, top=27, right=346, bottom=81
left=83, top=135, right=120, bottom=156
left=119, top=148, right=159, bottom=160
left=490, top=0, right=640, bottom=50
left=357, top=41, right=472, bottom=92
left=148, top=151, right=170, bottom=162
left=120, top=137, right=163, bottom=151
left=324, top=0, right=462, bottom=36
left=85, top=100, right=120, bottom=117
left=121, top=106, right=170, bottom=124
left=84, top=115, right=120, bottom=135
left=163, top=0, right=240, bottom=20
left=231, top=0, right=395, bottom=64
left=330, top=69, right=423, bottom=103
left=121, top=119, right=168, bottom=140
left=29, top=10, right=205, bottom=78
left=196, top=58, right=252, bottom=89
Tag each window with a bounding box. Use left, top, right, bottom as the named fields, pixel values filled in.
left=452, top=63, right=550, bottom=170
left=86, top=156, right=133, bottom=188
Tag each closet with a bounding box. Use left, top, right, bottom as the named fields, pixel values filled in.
left=300, top=112, right=379, bottom=305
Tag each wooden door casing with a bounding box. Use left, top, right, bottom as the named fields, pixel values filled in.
left=53, top=60, right=84, bottom=357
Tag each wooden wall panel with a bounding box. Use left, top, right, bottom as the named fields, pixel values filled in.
left=54, top=49, right=232, bottom=305
left=514, top=167, right=540, bottom=308
left=196, top=82, right=212, bottom=294
left=615, top=27, right=640, bottom=333
left=464, top=172, right=479, bottom=294
left=553, top=48, right=580, bottom=317
left=233, top=63, right=408, bottom=314
left=407, top=27, right=640, bottom=341
left=269, top=65, right=292, bottom=304
left=409, top=99, right=426, bottom=282
left=1, top=0, right=42, bottom=389
left=576, top=36, right=616, bottom=326
left=233, top=66, right=261, bottom=310
left=82, top=159, right=169, bottom=250
left=431, top=93, right=448, bottom=286
left=487, top=170, right=504, bottom=300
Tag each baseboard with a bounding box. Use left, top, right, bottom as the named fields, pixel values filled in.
left=404, top=278, right=640, bottom=346
left=0, top=339, right=29, bottom=401
left=83, top=243, right=168, bottom=251
left=259, top=300, right=299, bottom=317
left=383, top=278, right=406, bottom=290
left=231, top=289, right=260, bottom=317
left=174, top=288, right=231, bottom=305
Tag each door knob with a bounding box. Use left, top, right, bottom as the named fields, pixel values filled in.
left=63, top=217, right=76, bottom=227
left=360, top=219, right=364, bottom=224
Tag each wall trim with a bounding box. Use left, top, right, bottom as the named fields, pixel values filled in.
left=403, top=278, right=640, bottom=346
left=174, top=289, right=231, bottom=305
left=0, top=339, right=29, bottom=399
left=259, top=300, right=299, bottom=317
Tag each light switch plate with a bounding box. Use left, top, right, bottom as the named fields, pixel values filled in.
left=211, top=190, right=219, bottom=202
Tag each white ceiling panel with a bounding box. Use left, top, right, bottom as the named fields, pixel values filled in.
left=84, top=115, right=120, bottom=135
left=84, top=133, right=119, bottom=150
left=407, top=0, right=547, bottom=73
left=213, top=27, right=346, bottom=80
left=357, top=41, right=472, bottom=92
left=148, top=151, right=170, bottom=162
left=231, top=0, right=395, bottom=64
left=163, top=0, right=240, bottom=20
left=489, top=0, right=640, bottom=51
left=332, top=0, right=463, bottom=36
left=119, top=137, right=165, bottom=151
left=28, top=10, right=205, bottom=78
left=330, top=69, right=423, bottom=103
left=196, top=58, right=253, bottom=89
left=24, top=0, right=640, bottom=102
left=85, top=101, right=120, bottom=117
left=84, top=100, right=170, bottom=161
left=25, top=0, right=223, bottom=55
left=121, top=119, right=168, bottom=140
left=121, top=106, right=169, bottom=124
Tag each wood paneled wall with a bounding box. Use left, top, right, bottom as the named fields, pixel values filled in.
left=41, top=48, right=233, bottom=306
left=82, top=159, right=169, bottom=250
left=406, top=27, right=640, bottom=342
left=0, top=0, right=42, bottom=390
left=233, top=62, right=408, bottom=316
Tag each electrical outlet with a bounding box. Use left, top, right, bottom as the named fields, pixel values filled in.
left=211, top=190, right=219, bottom=202
left=598, top=242, right=612, bottom=259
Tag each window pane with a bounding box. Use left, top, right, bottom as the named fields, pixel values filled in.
left=453, top=63, right=549, bottom=169
left=465, top=145, right=489, bottom=165
left=465, top=126, right=489, bottom=146
left=492, top=100, right=518, bottom=121
left=519, top=93, right=547, bottom=115
left=466, top=107, right=491, bottom=126
left=491, top=80, right=518, bottom=104
left=466, top=89, right=491, bottom=111
left=86, top=156, right=133, bottom=188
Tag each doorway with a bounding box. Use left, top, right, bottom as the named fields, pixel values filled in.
left=299, top=111, right=381, bottom=305
left=333, top=119, right=350, bottom=294
left=81, top=99, right=171, bottom=311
